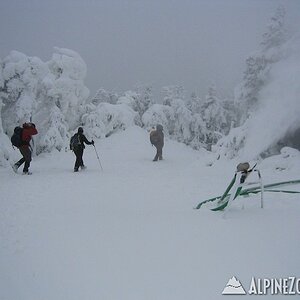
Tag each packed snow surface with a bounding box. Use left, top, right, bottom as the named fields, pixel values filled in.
left=1, top=127, right=299, bottom=299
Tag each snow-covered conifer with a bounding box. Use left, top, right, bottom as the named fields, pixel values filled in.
left=36, top=105, right=69, bottom=154
left=117, top=91, right=139, bottom=111
left=189, top=113, right=206, bottom=150
left=235, top=5, right=288, bottom=120
left=142, top=104, right=174, bottom=135
left=45, top=47, right=89, bottom=130
left=169, top=99, right=193, bottom=144
left=200, top=85, right=228, bottom=149
left=134, top=84, right=154, bottom=117
left=186, top=92, right=202, bottom=114
left=90, top=88, right=118, bottom=106
left=261, top=5, right=287, bottom=51
left=0, top=51, right=47, bottom=135
left=82, top=102, right=139, bottom=138
left=217, top=7, right=298, bottom=159
left=0, top=98, right=12, bottom=166
left=161, top=85, right=185, bottom=106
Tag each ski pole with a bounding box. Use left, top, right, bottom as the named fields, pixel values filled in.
left=93, top=145, right=103, bottom=171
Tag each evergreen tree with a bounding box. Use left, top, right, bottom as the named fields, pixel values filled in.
left=261, top=5, right=286, bottom=51
left=90, top=88, right=118, bottom=106
left=201, top=85, right=228, bottom=149
left=189, top=113, right=206, bottom=150
left=0, top=51, right=46, bottom=135
left=216, top=6, right=298, bottom=159
left=142, top=103, right=174, bottom=136
left=45, top=47, right=89, bottom=130
left=222, top=97, right=237, bottom=133
left=0, top=48, right=89, bottom=156
left=37, top=105, right=69, bottom=154
left=81, top=107, right=104, bottom=138
left=235, top=5, right=287, bottom=122
left=161, top=85, right=185, bottom=106
left=0, top=98, right=11, bottom=166
left=186, top=92, right=202, bottom=114
left=169, top=99, right=193, bottom=144
left=134, top=84, right=154, bottom=117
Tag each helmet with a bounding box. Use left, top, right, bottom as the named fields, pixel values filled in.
left=156, top=124, right=163, bottom=131
left=78, top=127, right=84, bottom=134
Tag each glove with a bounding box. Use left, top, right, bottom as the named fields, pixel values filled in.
left=91, top=140, right=94, bottom=145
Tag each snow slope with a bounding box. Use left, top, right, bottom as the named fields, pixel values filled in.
left=0, top=126, right=299, bottom=299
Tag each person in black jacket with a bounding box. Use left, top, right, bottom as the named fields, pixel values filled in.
left=70, top=127, right=94, bottom=172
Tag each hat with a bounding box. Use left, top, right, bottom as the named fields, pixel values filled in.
left=78, top=127, right=84, bottom=133
left=156, top=124, right=163, bottom=131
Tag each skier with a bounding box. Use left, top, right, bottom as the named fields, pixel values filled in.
left=12, top=122, right=38, bottom=175
left=70, top=127, right=94, bottom=172
left=150, top=124, right=164, bottom=161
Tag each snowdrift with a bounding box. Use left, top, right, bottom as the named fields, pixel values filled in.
left=0, top=126, right=299, bottom=300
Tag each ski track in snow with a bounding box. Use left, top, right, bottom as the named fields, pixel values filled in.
left=0, top=127, right=299, bottom=300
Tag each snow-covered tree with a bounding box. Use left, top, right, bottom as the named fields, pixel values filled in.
left=0, top=51, right=47, bottom=135
left=81, top=108, right=104, bottom=138
left=160, top=85, right=194, bottom=143
left=216, top=7, right=300, bottom=159
left=117, top=90, right=139, bottom=111
left=169, top=99, right=193, bottom=144
left=116, top=90, right=142, bottom=125
left=142, top=96, right=194, bottom=146
left=200, top=85, right=229, bottom=149
left=235, top=55, right=268, bottom=118
left=222, top=98, right=237, bottom=132
left=0, top=48, right=90, bottom=156
left=161, top=85, right=185, bottom=106
left=82, top=102, right=139, bottom=138
left=134, top=84, right=154, bottom=117
left=44, top=47, right=89, bottom=130
left=186, top=92, right=202, bottom=114
left=189, top=113, right=206, bottom=150
left=261, top=5, right=287, bottom=51
left=142, top=104, right=174, bottom=135
left=235, top=5, right=288, bottom=121
left=28, top=47, right=89, bottom=153
left=36, top=105, right=69, bottom=154
left=90, top=88, right=118, bottom=106
left=213, top=122, right=248, bottom=159
left=0, top=98, right=12, bottom=166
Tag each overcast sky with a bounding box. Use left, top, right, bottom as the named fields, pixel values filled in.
left=1, top=0, right=300, bottom=99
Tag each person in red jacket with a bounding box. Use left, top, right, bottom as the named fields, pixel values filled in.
left=12, top=122, right=38, bottom=175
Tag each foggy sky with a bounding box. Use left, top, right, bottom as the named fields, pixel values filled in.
left=1, top=0, right=300, bottom=99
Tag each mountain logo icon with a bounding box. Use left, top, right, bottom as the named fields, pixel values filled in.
left=222, top=276, right=246, bottom=295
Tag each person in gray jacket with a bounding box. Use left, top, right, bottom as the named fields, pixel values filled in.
left=150, top=124, right=164, bottom=161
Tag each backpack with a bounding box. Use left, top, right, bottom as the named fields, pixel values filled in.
left=150, top=130, right=160, bottom=145
left=70, top=133, right=81, bottom=150
left=11, top=126, right=24, bottom=148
